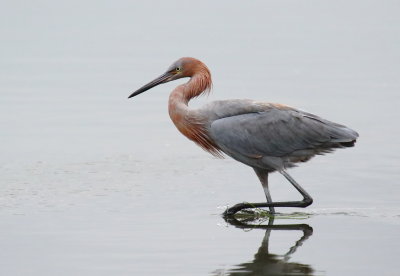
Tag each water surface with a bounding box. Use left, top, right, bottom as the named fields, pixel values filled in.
left=1, top=1, right=399, bottom=275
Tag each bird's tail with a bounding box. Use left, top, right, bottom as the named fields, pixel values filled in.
left=328, top=125, right=359, bottom=147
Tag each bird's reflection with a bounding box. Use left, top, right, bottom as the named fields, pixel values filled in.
left=213, top=216, right=315, bottom=276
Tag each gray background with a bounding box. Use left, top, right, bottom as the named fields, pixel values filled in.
left=1, top=1, right=399, bottom=275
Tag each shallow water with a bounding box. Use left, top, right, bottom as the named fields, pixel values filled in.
left=1, top=1, right=400, bottom=275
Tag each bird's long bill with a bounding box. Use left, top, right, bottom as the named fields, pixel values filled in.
left=128, top=72, right=172, bottom=98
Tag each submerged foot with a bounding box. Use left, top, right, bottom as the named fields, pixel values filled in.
left=223, top=202, right=276, bottom=218
left=222, top=198, right=313, bottom=217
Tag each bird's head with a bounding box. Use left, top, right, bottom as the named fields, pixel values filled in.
left=128, top=57, right=210, bottom=98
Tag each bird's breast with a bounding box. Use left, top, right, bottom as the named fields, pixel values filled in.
left=168, top=108, right=223, bottom=158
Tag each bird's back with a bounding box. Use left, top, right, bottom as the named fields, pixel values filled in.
left=199, top=99, right=358, bottom=171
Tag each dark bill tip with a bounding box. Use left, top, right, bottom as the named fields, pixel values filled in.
left=128, top=72, right=172, bottom=99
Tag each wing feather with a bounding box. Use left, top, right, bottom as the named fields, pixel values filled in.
left=209, top=106, right=358, bottom=159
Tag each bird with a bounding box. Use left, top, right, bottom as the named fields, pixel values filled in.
left=128, top=57, right=359, bottom=216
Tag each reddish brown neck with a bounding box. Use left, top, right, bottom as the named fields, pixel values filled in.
left=168, top=70, right=212, bottom=120
left=168, top=72, right=222, bottom=157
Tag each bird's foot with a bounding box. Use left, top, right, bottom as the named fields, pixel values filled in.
left=223, top=202, right=275, bottom=218
left=222, top=197, right=313, bottom=217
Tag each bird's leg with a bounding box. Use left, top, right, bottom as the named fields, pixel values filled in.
left=223, top=170, right=313, bottom=217
left=254, top=168, right=275, bottom=214
left=279, top=170, right=313, bottom=206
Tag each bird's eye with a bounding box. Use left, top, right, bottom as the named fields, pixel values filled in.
left=176, top=67, right=181, bottom=72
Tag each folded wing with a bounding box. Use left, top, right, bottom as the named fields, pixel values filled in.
left=209, top=105, right=358, bottom=160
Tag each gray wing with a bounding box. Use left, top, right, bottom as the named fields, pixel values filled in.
left=209, top=106, right=358, bottom=159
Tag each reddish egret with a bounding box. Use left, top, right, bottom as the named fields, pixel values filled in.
left=128, top=57, right=358, bottom=216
